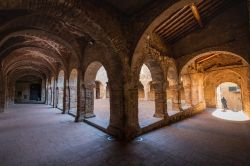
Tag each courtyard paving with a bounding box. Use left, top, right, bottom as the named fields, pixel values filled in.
left=85, top=99, right=179, bottom=128
left=0, top=104, right=250, bottom=166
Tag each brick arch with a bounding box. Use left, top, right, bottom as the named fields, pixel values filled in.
left=83, top=44, right=124, bottom=89
left=204, top=70, right=244, bottom=109
left=0, top=2, right=127, bottom=64
left=0, top=29, right=77, bottom=68
left=84, top=62, right=103, bottom=84
left=3, top=54, right=55, bottom=76
left=131, top=0, right=194, bottom=65
left=0, top=14, right=82, bottom=60
left=6, top=60, right=51, bottom=75
left=180, top=50, right=249, bottom=74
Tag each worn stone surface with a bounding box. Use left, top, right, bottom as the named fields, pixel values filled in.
left=1, top=105, right=250, bottom=166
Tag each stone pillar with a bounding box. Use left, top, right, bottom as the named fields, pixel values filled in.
left=153, top=81, right=167, bottom=118
left=41, top=79, right=46, bottom=103
left=75, top=68, right=84, bottom=122
left=168, top=85, right=180, bottom=111
left=124, top=82, right=140, bottom=140
left=45, top=80, right=48, bottom=104
left=48, top=87, right=52, bottom=105
left=83, top=82, right=96, bottom=118
left=0, top=69, right=6, bottom=112
left=53, top=80, right=57, bottom=108
left=62, top=77, right=70, bottom=114
left=103, top=84, right=107, bottom=99
left=106, top=82, right=110, bottom=98
left=142, top=82, right=150, bottom=101
left=190, top=73, right=206, bottom=112
left=107, top=83, right=125, bottom=139
left=190, top=73, right=200, bottom=105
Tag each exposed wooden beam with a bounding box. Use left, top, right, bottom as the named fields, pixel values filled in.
left=190, top=3, right=203, bottom=28
left=196, top=53, right=219, bottom=64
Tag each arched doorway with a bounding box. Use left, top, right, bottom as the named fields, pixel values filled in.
left=57, top=70, right=64, bottom=110
left=180, top=51, right=250, bottom=118
left=84, top=62, right=110, bottom=129
left=211, top=82, right=248, bottom=121
left=69, top=69, right=77, bottom=116
left=138, top=63, right=165, bottom=128
left=216, top=82, right=242, bottom=111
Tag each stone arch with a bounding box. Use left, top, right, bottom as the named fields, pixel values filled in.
left=134, top=57, right=167, bottom=128
left=180, top=50, right=250, bottom=115
left=204, top=69, right=244, bottom=109
left=131, top=0, right=196, bottom=65
left=57, top=70, right=64, bottom=110
left=83, top=61, right=111, bottom=128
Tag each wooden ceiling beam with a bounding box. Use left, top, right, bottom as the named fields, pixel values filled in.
left=162, top=15, right=195, bottom=38
left=158, top=9, right=190, bottom=35
left=190, top=3, right=203, bottom=28
left=154, top=6, right=189, bottom=33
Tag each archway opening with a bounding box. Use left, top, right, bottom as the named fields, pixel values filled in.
left=138, top=64, right=164, bottom=128
left=212, top=82, right=249, bottom=121
left=57, top=70, right=64, bottom=110
left=69, top=69, right=78, bottom=116
left=15, top=75, right=43, bottom=104
left=84, top=62, right=110, bottom=129
left=180, top=51, right=250, bottom=117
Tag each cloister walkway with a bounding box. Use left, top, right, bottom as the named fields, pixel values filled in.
left=0, top=104, right=250, bottom=166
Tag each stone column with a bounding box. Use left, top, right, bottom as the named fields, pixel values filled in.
left=142, top=82, right=150, bottom=101
left=83, top=82, right=96, bottom=118
left=168, top=85, right=180, bottom=111
left=53, top=79, right=57, bottom=108
left=190, top=73, right=200, bottom=105
left=45, top=80, right=48, bottom=105
left=41, top=79, right=46, bottom=103
left=75, top=68, right=85, bottom=122
left=62, top=77, right=70, bottom=114
left=107, top=83, right=125, bottom=139
left=124, top=82, right=140, bottom=140
left=103, top=84, right=107, bottom=99
left=0, top=69, right=6, bottom=112
left=153, top=81, right=167, bottom=118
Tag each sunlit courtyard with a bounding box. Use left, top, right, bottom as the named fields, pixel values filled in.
left=212, top=109, right=249, bottom=121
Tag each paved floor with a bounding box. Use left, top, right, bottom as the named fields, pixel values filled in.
left=0, top=105, right=250, bottom=166
left=86, top=99, right=179, bottom=128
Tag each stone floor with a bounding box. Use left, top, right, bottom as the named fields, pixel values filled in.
left=1, top=104, right=250, bottom=166
left=85, top=99, right=179, bottom=129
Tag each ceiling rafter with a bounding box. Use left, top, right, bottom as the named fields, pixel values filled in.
left=153, top=0, right=236, bottom=44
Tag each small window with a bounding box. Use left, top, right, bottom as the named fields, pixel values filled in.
left=229, top=86, right=240, bottom=92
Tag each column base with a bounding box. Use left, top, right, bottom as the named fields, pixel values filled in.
left=153, top=113, right=165, bottom=118
left=84, top=113, right=96, bottom=118
left=107, top=124, right=125, bottom=140
left=62, top=109, right=69, bottom=114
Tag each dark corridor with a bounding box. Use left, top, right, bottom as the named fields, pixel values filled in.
left=30, top=84, right=41, bottom=101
